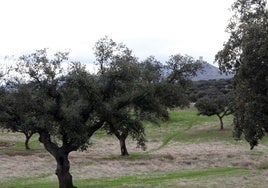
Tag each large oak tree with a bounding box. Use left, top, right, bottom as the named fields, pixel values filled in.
left=1, top=49, right=104, bottom=188
left=215, top=0, right=268, bottom=149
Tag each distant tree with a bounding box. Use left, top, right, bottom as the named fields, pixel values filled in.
left=138, top=56, right=163, bottom=84
left=161, top=54, right=203, bottom=108
left=0, top=83, right=38, bottom=150
left=165, top=54, right=202, bottom=85
left=215, top=0, right=268, bottom=148
left=1, top=49, right=104, bottom=188
left=195, top=93, right=234, bottom=130
left=138, top=56, right=171, bottom=117
left=0, top=60, right=37, bottom=150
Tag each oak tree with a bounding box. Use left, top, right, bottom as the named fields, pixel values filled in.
left=195, top=93, right=234, bottom=130
left=94, top=37, right=155, bottom=156
left=3, top=49, right=104, bottom=188
left=0, top=83, right=39, bottom=150
left=215, top=0, right=268, bottom=148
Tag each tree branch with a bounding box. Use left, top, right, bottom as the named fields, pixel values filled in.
left=38, top=130, right=59, bottom=157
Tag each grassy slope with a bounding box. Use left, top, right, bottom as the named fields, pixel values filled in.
left=1, top=107, right=268, bottom=187
left=146, top=109, right=235, bottom=149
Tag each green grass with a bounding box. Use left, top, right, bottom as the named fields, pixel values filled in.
left=0, top=167, right=249, bottom=188
left=172, top=127, right=233, bottom=142
left=76, top=167, right=248, bottom=188
left=0, top=133, right=45, bottom=155
left=146, top=109, right=234, bottom=149
left=0, top=173, right=54, bottom=188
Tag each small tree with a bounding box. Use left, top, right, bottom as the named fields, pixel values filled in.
left=160, top=54, right=203, bottom=108
left=195, top=93, right=234, bottom=130
left=0, top=83, right=38, bottom=150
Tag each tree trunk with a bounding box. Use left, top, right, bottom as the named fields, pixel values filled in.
left=119, top=137, right=129, bottom=156
left=38, top=131, right=76, bottom=188
left=218, top=115, right=224, bottom=130
left=55, top=152, right=76, bottom=188
left=24, top=133, right=33, bottom=150
left=25, top=136, right=30, bottom=150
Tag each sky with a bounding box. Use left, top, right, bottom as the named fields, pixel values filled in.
left=0, top=0, right=235, bottom=65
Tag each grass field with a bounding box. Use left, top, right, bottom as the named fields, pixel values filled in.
left=1, top=107, right=268, bottom=187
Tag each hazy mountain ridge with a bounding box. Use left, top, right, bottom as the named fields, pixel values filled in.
left=192, top=61, right=234, bottom=81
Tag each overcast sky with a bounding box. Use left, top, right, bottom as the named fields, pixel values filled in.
left=0, top=0, right=234, bottom=65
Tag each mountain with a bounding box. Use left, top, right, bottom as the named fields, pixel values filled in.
left=191, top=60, right=234, bottom=81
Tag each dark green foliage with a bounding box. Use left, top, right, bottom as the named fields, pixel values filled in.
left=196, top=96, right=226, bottom=116
left=93, top=37, right=154, bottom=155
left=189, top=79, right=233, bottom=102
left=195, top=93, right=234, bottom=130
left=0, top=84, right=38, bottom=149
left=138, top=56, right=163, bottom=84
left=165, top=54, right=202, bottom=84
left=17, top=49, right=100, bottom=151
left=153, top=54, right=203, bottom=109
left=215, top=0, right=268, bottom=148
left=0, top=49, right=105, bottom=188
left=162, top=54, right=202, bottom=108
left=93, top=37, right=203, bottom=155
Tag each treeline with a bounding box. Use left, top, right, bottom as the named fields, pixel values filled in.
left=188, top=79, right=233, bottom=102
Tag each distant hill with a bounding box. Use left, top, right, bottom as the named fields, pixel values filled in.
left=191, top=60, right=234, bottom=81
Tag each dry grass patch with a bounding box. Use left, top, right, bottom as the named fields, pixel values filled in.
left=2, top=137, right=267, bottom=181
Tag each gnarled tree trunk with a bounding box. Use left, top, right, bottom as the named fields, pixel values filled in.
left=114, top=130, right=129, bottom=156
left=55, top=152, right=76, bottom=188
left=217, top=114, right=224, bottom=130
left=39, top=131, right=76, bottom=188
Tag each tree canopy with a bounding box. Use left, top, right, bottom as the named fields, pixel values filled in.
left=215, top=0, right=268, bottom=149
left=195, top=92, right=234, bottom=130
left=0, top=83, right=39, bottom=149
left=93, top=37, right=202, bottom=155
left=0, top=49, right=105, bottom=188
